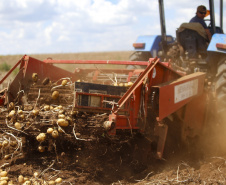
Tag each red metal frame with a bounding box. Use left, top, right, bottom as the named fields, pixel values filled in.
left=106, top=58, right=182, bottom=134
left=43, top=59, right=149, bottom=66
left=114, top=58, right=159, bottom=113
left=105, top=59, right=206, bottom=158
left=1, top=55, right=208, bottom=159
left=154, top=72, right=206, bottom=121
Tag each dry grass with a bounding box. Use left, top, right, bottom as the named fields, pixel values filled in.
left=0, top=51, right=133, bottom=66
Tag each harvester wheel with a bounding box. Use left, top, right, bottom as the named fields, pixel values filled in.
left=127, top=51, right=152, bottom=69
left=215, top=57, right=226, bottom=121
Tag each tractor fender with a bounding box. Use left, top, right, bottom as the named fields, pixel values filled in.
left=133, top=35, right=174, bottom=57
left=207, top=33, right=226, bottom=54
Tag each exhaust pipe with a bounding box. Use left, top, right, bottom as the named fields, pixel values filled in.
left=158, top=0, right=167, bottom=55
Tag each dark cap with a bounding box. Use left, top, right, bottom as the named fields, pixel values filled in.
left=197, top=5, right=207, bottom=13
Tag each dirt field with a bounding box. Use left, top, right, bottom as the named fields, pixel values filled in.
left=0, top=51, right=226, bottom=184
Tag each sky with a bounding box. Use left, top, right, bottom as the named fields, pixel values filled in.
left=0, top=0, right=225, bottom=55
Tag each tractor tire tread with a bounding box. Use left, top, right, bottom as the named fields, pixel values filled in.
left=216, top=57, right=226, bottom=120
left=127, top=51, right=152, bottom=69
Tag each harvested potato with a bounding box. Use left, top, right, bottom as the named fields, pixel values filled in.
left=58, top=114, right=65, bottom=119
left=14, top=122, right=22, bottom=130
left=57, top=105, right=63, bottom=110
left=58, top=109, right=64, bottom=114
left=0, top=176, right=8, bottom=181
left=32, top=73, right=38, bottom=82
left=48, top=180, right=56, bottom=185
left=0, top=180, right=7, bottom=185
left=47, top=128, right=54, bottom=134
left=127, top=81, right=133, bottom=86
left=36, top=133, right=46, bottom=142
left=32, top=109, right=39, bottom=116
left=23, top=181, right=31, bottom=185
left=57, top=119, right=69, bottom=127
left=2, top=140, right=9, bottom=148
left=38, top=146, right=45, bottom=153
left=33, top=172, right=39, bottom=178
left=8, top=102, right=15, bottom=110
left=61, top=79, right=68, bottom=86
left=8, top=110, right=16, bottom=118
left=0, top=171, right=7, bottom=177
left=4, top=155, right=10, bottom=160
left=55, top=177, right=62, bottom=183
left=44, top=105, right=50, bottom=111
left=52, top=130, right=59, bottom=139
left=113, top=82, right=118, bottom=86
left=18, top=114, right=25, bottom=120
left=18, top=110, right=23, bottom=114
left=18, top=175, right=24, bottom=183
left=52, top=91, right=59, bottom=100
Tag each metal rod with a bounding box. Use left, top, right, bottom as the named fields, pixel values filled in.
left=220, top=0, right=223, bottom=30
left=43, top=59, right=149, bottom=65
left=158, top=0, right=167, bottom=54
left=209, top=0, right=216, bottom=34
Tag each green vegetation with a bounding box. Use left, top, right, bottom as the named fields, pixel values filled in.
left=0, top=62, right=11, bottom=71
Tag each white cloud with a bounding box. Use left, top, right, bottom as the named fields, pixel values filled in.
left=88, top=0, right=128, bottom=24
left=0, top=0, right=225, bottom=55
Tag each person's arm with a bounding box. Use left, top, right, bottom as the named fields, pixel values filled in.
left=205, top=29, right=212, bottom=41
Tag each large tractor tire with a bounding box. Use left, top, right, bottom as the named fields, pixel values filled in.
left=215, top=57, right=226, bottom=121
left=129, top=51, right=152, bottom=61
left=204, top=56, right=226, bottom=153
left=127, top=51, right=152, bottom=69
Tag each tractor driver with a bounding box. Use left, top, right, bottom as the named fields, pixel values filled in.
left=189, top=5, right=212, bottom=41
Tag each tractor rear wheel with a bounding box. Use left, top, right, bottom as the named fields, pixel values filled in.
left=127, top=51, right=152, bottom=69
left=129, top=51, right=152, bottom=61
left=216, top=57, right=226, bottom=121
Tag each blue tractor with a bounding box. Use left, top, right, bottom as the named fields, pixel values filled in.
left=131, top=0, right=226, bottom=117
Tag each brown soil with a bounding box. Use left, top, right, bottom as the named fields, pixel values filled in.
left=0, top=51, right=226, bottom=184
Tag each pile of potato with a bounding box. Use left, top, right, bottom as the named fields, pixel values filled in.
left=0, top=169, right=63, bottom=184
left=4, top=101, right=84, bottom=156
